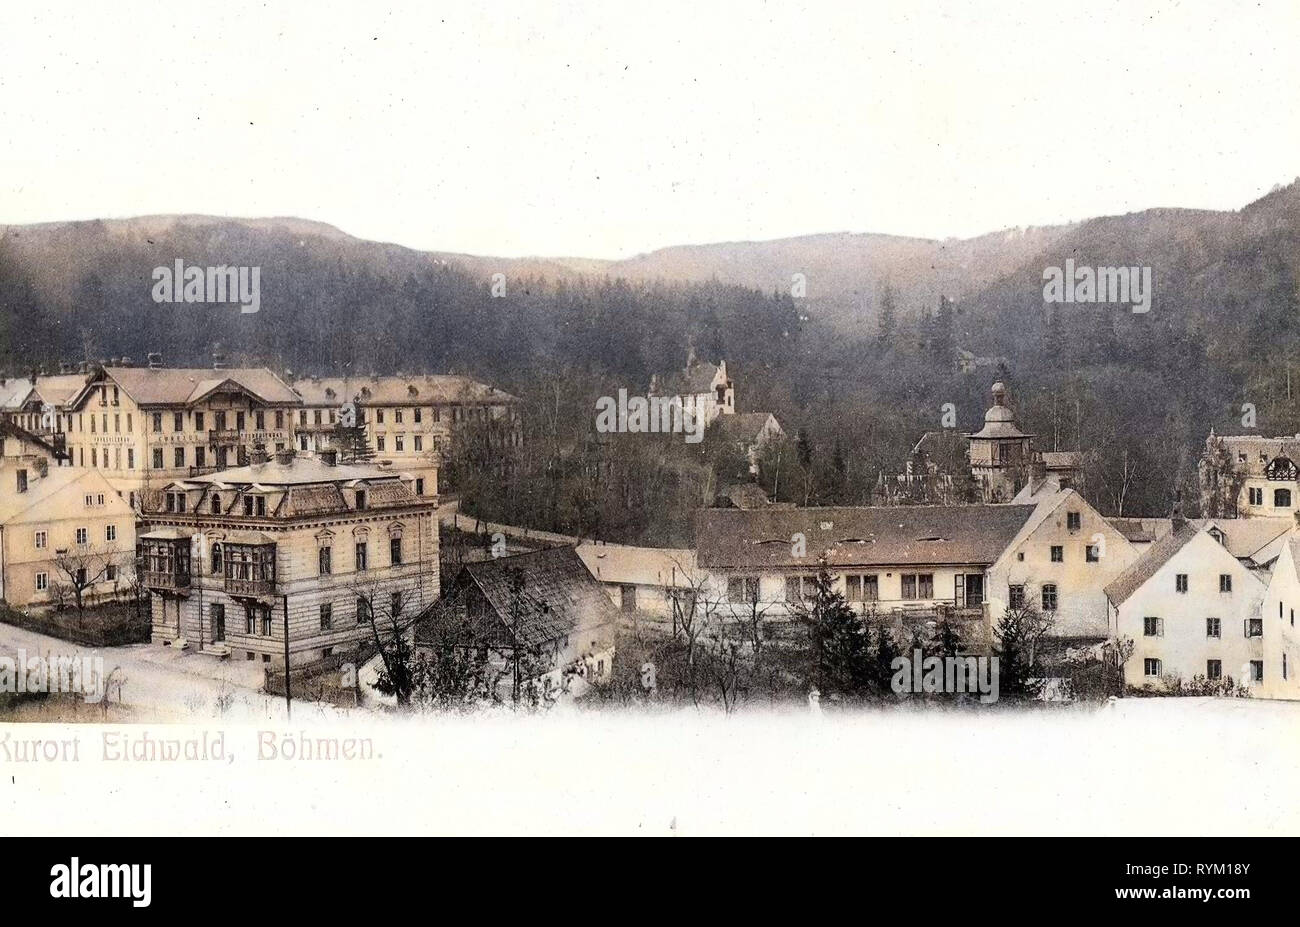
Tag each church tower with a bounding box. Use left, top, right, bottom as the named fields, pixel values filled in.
left=966, top=382, right=1034, bottom=503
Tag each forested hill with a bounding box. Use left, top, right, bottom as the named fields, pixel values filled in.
left=1, top=178, right=1298, bottom=520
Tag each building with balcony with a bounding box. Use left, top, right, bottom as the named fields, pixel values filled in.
left=61, top=358, right=300, bottom=509
left=138, top=449, right=438, bottom=667
left=290, top=374, right=520, bottom=496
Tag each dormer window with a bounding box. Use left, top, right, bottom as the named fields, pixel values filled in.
left=355, top=490, right=366, bottom=510
left=211, top=495, right=221, bottom=514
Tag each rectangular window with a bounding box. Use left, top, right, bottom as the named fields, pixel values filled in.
left=395, top=410, right=404, bottom=423
left=152, top=447, right=163, bottom=469
left=376, top=410, right=385, bottom=424
left=1207, top=660, right=1222, bottom=680
left=357, top=597, right=372, bottom=624
left=355, top=542, right=367, bottom=571
left=275, top=410, right=284, bottom=429
left=1219, top=574, right=1232, bottom=593
left=1041, top=584, right=1058, bottom=611
left=376, top=436, right=386, bottom=452
left=152, top=412, right=162, bottom=432
left=1175, top=574, right=1188, bottom=593
left=35, top=572, right=48, bottom=592
left=1144, top=658, right=1161, bottom=677
left=128, top=448, right=135, bottom=469
left=902, top=574, right=917, bottom=599
left=390, top=537, right=402, bottom=565
left=194, top=411, right=204, bottom=431
left=320, top=603, right=332, bottom=630
left=1066, top=511, right=1081, bottom=531
left=414, top=408, right=422, bottom=423
left=319, top=546, right=332, bottom=575
left=34, top=530, right=47, bottom=550
left=255, top=411, right=265, bottom=430
left=1249, top=487, right=1263, bottom=506
left=1143, top=616, right=1163, bottom=637
left=414, top=435, right=423, bottom=452
left=1008, top=584, right=1025, bottom=610
left=173, top=412, right=184, bottom=431
left=844, top=574, right=879, bottom=602
left=105, top=525, right=116, bottom=542
left=75, top=527, right=88, bottom=545
left=727, top=576, right=759, bottom=604
left=784, top=575, right=814, bottom=603
left=1050, top=545, right=1063, bottom=562
left=1085, top=545, right=1099, bottom=563
left=174, top=446, right=185, bottom=468
left=1246, top=618, right=1263, bottom=638
left=391, top=591, right=403, bottom=616
left=194, top=446, right=204, bottom=468
left=1250, top=661, right=1264, bottom=682
left=395, top=435, right=405, bottom=452
left=1206, top=617, right=1221, bottom=638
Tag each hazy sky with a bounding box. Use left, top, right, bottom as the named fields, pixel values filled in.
left=3, top=0, right=1297, bottom=258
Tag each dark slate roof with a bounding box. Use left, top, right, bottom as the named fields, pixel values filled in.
left=712, top=412, right=780, bottom=442
left=430, top=546, right=620, bottom=649
left=696, top=504, right=1037, bottom=569
left=1103, top=523, right=1199, bottom=606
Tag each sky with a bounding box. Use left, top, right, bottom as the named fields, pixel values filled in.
left=2, top=0, right=1298, bottom=259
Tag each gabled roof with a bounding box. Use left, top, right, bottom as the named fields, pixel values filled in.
left=1105, top=517, right=1175, bottom=544
left=427, top=546, right=619, bottom=649
left=291, top=375, right=518, bottom=407
left=696, top=504, right=1037, bottom=569
left=712, top=412, right=781, bottom=443
left=0, top=468, right=132, bottom=524
left=32, top=374, right=91, bottom=407
left=1102, top=523, right=1200, bottom=606
left=71, top=366, right=299, bottom=408
left=0, top=419, right=66, bottom=460
left=1192, top=517, right=1292, bottom=562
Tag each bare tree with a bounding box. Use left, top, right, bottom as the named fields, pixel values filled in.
left=51, top=543, right=121, bottom=626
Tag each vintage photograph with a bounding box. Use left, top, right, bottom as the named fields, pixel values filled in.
left=0, top=0, right=1297, bottom=863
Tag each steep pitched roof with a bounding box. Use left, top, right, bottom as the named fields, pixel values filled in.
left=1192, top=517, right=1292, bottom=561
left=0, top=468, right=132, bottom=524
left=712, top=412, right=781, bottom=443
left=696, top=504, right=1037, bottom=569
left=1102, top=523, right=1199, bottom=606
left=1106, top=517, right=1174, bottom=544
left=428, top=546, right=619, bottom=649
left=77, top=366, right=300, bottom=407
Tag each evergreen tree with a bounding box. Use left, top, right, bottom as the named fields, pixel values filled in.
left=993, top=604, right=1052, bottom=699
left=792, top=567, right=871, bottom=699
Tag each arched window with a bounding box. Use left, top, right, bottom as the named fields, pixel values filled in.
left=211, top=494, right=221, bottom=514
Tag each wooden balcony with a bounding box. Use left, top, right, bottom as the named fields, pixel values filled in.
left=224, top=576, right=277, bottom=598
left=143, top=570, right=191, bottom=593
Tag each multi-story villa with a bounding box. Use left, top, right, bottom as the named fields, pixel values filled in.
left=137, top=449, right=438, bottom=667
left=1200, top=429, right=1300, bottom=518
left=61, top=357, right=300, bottom=508
left=290, top=374, right=520, bottom=495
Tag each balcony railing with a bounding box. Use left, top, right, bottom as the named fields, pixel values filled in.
left=224, top=576, right=276, bottom=598
left=208, top=428, right=240, bottom=444
left=143, top=570, right=191, bottom=592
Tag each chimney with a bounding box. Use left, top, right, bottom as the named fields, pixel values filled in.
left=275, top=449, right=295, bottom=466
left=320, top=448, right=338, bottom=467
left=147, top=352, right=163, bottom=370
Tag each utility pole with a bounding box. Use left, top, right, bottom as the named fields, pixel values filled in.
left=282, top=594, right=291, bottom=719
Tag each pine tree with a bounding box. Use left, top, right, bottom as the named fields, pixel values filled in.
left=793, top=567, right=871, bottom=699
left=332, top=405, right=375, bottom=463
left=933, top=617, right=962, bottom=658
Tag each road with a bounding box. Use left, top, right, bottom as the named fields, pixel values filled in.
left=0, top=621, right=363, bottom=722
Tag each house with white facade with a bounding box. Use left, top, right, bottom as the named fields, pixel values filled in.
left=986, top=489, right=1139, bottom=641
left=1260, top=536, right=1300, bottom=700
left=1104, top=522, right=1270, bottom=693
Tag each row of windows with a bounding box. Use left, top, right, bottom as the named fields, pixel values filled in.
left=729, top=572, right=939, bottom=605
left=1007, top=584, right=1058, bottom=611
left=1247, top=487, right=1292, bottom=507
left=1143, top=616, right=1259, bottom=638
left=1047, top=543, right=1101, bottom=563
left=318, top=539, right=401, bottom=574
left=1173, top=572, right=1233, bottom=593
left=32, top=525, right=117, bottom=549
left=32, top=564, right=119, bottom=592
left=1143, top=658, right=1266, bottom=683
left=206, top=593, right=403, bottom=637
